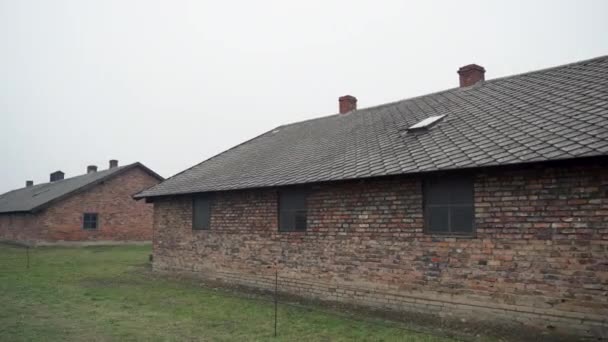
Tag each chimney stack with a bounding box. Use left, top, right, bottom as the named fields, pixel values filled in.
left=50, top=171, right=64, bottom=182
left=87, top=165, right=98, bottom=174
left=109, top=159, right=118, bottom=169
left=26, top=180, right=34, bottom=187
left=339, top=95, right=357, bottom=114
left=458, top=64, right=485, bottom=87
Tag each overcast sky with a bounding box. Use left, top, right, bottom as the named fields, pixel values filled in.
left=1, top=0, right=607, bottom=193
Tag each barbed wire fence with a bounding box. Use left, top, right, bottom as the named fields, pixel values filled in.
left=0, top=242, right=552, bottom=342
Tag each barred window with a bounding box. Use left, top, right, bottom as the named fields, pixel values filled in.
left=83, top=213, right=98, bottom=230
left=193, top=195, right=212, bottom=230
left=424, top=176, right=474, bottom=234
left=279, top=189, right=307, bottom=232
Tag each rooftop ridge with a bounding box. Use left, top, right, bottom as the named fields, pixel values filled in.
left=8, top=163, right=132, bottom=193
left=0, top=162, right=163, bottom=213
left=281, top=54, right=608, bottom=129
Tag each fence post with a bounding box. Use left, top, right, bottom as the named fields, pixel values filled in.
left=26, top=246, right=30, bottom=269
left=274, top=267, right=278, bottom=338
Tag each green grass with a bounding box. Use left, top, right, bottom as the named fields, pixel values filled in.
left=0, top=244, right=459, bottom=341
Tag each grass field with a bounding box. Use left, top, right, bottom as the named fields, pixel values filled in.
left=0, top=244, right=459, bottom=341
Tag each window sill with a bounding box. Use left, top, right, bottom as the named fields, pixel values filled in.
left=425, top=233, right=476, bottom=239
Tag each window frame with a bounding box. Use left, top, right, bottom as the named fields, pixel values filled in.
left=278, top=188, right=308, bottom=232
left=192, top=194, right=213, bottom=231
left=82, top=213, right=98, bottom=230
left=423, top=174, right=475, bottom=236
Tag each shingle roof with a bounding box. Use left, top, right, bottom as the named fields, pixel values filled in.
left=0, top=163, right=163, bottom=213
left=137, top=55, right=608, bottom=198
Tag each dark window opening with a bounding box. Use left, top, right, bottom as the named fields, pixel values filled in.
left=279, top=189, right=307, bottom=232
left=424, top=176, right=474, bottom=235
left=193, top=195, right=212, bottom=230
left=83, top=213, right=98, bottom=230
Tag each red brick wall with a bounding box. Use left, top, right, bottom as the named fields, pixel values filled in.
left=152, top=160, right=608, bottom=338
left=0, top=213, right=41, bottom=243
left=0, top=166, right=160, bottom=244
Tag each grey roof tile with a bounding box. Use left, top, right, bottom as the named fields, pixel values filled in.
left=0, top=163, right=162, bottom=213
left=137, top=55, right=608, bottom=198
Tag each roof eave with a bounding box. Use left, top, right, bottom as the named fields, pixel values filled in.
left=0, top=210, right=33, bottom=215
left=132, top=153, right=608, bottom=199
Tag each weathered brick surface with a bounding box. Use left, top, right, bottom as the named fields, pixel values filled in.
left=0, top=213, right=41, bottom=242
left=152, top=160, right=608, bottom=338
left=0, top=167, right=159, bottom=244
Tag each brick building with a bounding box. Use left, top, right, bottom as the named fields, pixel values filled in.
left=0, top=160, right=163, bottom=245
left=136, top=56, right=608, bottom=338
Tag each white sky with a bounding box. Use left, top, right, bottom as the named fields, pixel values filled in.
left=1, top=0, right=607, bottom=193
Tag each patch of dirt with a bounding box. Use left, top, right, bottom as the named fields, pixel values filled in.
left=207, top=320, right=238, bottom=330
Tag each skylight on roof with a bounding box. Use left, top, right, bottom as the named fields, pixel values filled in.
left=33, top=188, right=50, bottom=197
left=407, top=115, right=445, bottom=131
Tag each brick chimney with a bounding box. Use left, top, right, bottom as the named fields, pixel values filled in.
left=26, top=180, right=34, bottom=187
left=458, top=64, right=485, bottom=87
left=50, top=171, right=64, bottom=182
left=339, top=95, right=357, bottom=114
left=109, top=159, right=118, bottom=169
left=87, top=165, right=98, bottom=174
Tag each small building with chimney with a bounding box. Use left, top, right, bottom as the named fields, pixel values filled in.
left=0, top=160, right=163, bottom=245
left=136, top=56, right=608, bottom=339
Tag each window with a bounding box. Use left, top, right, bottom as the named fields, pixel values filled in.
left=279, top=189, right=307, bottom=231
left=193, top=195, right=212, bottom=230
left=424, top=176, right=474, bottom=235
left=408, top=115, right=445, bottom=131
left=83, top=213, right=98, bottom=230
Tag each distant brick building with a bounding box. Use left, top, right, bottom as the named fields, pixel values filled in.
left=136, top=56, right=608, bottom=339
left=0, top=160, right=162, bottom=245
